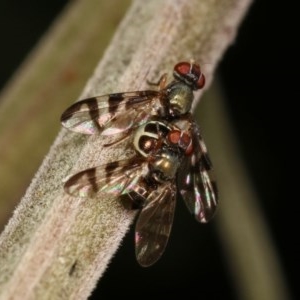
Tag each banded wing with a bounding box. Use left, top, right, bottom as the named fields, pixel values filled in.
left=64, top=157, right=147, bottom=198
left=135, top=185, right=176, bottom=267
left=61, top=91, right=160, bottom=135
left=178, top=122, right=218, bottom=223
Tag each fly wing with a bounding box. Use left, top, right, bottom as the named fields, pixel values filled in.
left=178, top=122, right=218, bottom=223
left=135, top=185, right=176, bottom=267
left=61, top=91, right=159, bottom=135
left=64, top=157, right=147, bottom=198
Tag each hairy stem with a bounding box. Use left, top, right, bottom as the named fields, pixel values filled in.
left=0, top=0, right=253, bottom=299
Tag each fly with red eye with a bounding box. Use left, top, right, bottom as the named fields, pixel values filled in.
left=60, top=61, right=205, bottom=136
left=61, top=61, right=218, bottom=267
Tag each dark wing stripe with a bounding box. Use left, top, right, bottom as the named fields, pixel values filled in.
left=64, top=157, right=146, bottom=198
left=108, top=94, right=124, bottom=114
left=61, top=91, right=160, bottom=135
left=61, top=97, right=109, bottom=134
left=64, top=167, right=100, bottom=197
left=61, top=98, right=100, bottom=122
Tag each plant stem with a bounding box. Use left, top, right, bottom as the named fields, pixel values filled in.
left=0, top=0, right=254, bottom=299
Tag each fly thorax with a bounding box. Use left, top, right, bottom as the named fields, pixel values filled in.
left=167, top=82, right=193, bottom=117
left=150, top=150, right=181, bottom=183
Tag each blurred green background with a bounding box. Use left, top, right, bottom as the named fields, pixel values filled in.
left=0, top=1, right=296, bottom=299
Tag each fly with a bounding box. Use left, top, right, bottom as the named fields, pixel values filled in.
left=61, top=61, right=218, bottom=266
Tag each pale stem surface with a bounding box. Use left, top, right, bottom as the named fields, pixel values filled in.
left=1, top=1, right=286, bottom=300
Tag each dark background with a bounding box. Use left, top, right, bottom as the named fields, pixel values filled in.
left=0, top=1, right=297, bottom=299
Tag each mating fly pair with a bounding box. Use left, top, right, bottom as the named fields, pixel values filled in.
left=61, top=61, right=218, bottom=267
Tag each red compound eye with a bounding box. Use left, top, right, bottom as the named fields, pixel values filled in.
left=174, top=62, right=192, bottom=76
left=167, top=130, right=193, bottom=155
left=173, top=61, right=205, bottom=90
left=168, top=130, right=181, bottom=145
